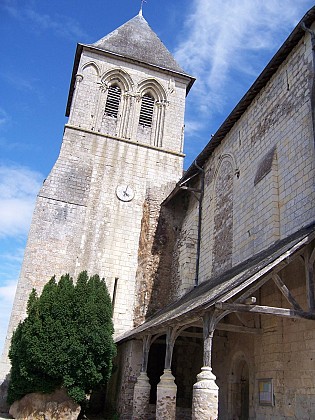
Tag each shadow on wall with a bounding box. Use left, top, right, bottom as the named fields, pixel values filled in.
left=134, top=188, right=189, bottom=325
left=0, top=373, right=10, bottom=414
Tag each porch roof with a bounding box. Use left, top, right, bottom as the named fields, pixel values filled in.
left=116, top=222, right=315, bottom=343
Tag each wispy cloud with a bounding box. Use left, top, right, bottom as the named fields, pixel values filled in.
left=0, top=72, right=36, bottom=93
left=0, top=279, right=17, bottom=302
left=0, top=244, right=26, bottom=355
left=175, top=0, right=312, bottom=116
left=0, top=278, right=18, bottom=356
left=0, top=165, right=43, bottom=238
left=0, top=108, right=10, bottom=128
left=0, top=165, right=42, bottom=352
left=2, top=0, right=87, bottom=41
left=184, top=119, right=205, bottom=136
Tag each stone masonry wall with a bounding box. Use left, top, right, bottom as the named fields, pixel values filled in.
left=134, top=194, right=183, bottom=324
left=253, top=259, right=315, bottom=419
left=107, top=340, right=142, bottom=419
left=206, top=255, right=315, bottom=420
left=176, top=188, right=199, bottom=296
left=173, top=29, right=315, bottom=295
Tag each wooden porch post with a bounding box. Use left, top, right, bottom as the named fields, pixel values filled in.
left=156, top=327, right=177, bottom=420
left=192, top=312, right=219, bottom=420
left=132, top=335, right=151, bottom=420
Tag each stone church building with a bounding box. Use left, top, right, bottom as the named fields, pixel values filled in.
left=1, top=5, right=315, bottom=420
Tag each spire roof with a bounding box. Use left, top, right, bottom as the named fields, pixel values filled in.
left=66, top=13, right=195, bottom=116
left=91, top=14, right=186, bottom=74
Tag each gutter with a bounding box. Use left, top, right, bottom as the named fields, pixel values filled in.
left=178, top=160, right=205, bottom=287
left=301, top=21, right=315, bottom=146
left=193, top=160, right=204, bottom=287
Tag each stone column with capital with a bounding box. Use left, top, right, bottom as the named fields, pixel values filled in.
left=192, top=313, right=219, bottom=420
left=156, top=327, right=177, bottom=419
left=132, top=336, right=151, bottom=420
left=156, top=369, right=177, bottom=419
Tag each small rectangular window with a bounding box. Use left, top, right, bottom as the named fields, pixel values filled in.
left=112, top=277, right=118, bottom=314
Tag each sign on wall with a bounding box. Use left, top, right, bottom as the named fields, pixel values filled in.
left=258, top=378, right=274, bottom=406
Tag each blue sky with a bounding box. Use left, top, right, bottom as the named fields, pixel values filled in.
left=0, top=0, right=314, bottom=353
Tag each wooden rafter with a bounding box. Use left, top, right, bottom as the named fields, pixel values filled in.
left=272, top=273, right=302, bottom=311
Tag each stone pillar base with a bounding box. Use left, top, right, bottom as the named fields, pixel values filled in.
left=156, top=369, right=177, bottom=419
left=132, top=371, right=151, bottom=420
left=192, top=366, right=219, bottom=420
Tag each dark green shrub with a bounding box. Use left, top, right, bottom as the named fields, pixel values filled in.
left=8, top=272, right=116, bottom=405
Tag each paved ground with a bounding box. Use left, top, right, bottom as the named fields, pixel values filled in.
left=0, top=412, right=111, bottom=419
left=0, top=416, right=109, bottom=419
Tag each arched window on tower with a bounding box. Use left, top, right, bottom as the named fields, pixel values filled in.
left=99, top=69, right=133, bottom=138
left=136, top=80, right=166, bottom=147
left=104, top=84, right=121, bottom=118
left=139, top=93, right=155, bottom=127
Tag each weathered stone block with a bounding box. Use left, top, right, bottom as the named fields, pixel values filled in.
left=9, top=388, right=80, bottom=420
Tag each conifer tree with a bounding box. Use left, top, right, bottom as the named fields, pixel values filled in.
left=8, top=272, right=116, bottom=405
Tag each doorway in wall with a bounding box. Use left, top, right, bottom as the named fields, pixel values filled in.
left=229, top=355, right=249, bottom=420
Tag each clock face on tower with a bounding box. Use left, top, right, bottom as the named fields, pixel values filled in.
left=116, top=184, right=135, bottom=202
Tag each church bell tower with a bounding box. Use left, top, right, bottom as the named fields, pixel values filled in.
left=0, top=11, right=194, bottom=382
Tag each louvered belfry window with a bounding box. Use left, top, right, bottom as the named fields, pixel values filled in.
left=104, top=85, right=121, bottom=118
left=139, top=94, right=155, bottom=127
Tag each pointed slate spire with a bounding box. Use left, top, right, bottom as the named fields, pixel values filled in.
left=139, top=0, right=144, bottom=17
left=92, top=14, right=185, bottom=74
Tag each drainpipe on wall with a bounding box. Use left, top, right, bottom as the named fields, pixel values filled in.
left=179, top=160, right=205, bottom=287
left=301, top=22, right=315, bottom=146
left=194, top=160, right=205, bottom=287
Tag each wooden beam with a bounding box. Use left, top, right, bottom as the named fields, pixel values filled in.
left=178, top=323, right=262, bottom=336
left=215, top=302, right=315, bottom=320
left=305, top=247, right=315, bottom=311
left=216, top=322, right=262, bottom=334
left=272, top=274, right=302, bottom=311
left=179, top=331, right=203, bottom=339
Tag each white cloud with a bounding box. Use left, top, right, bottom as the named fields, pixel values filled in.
left=0, top=164, right=42, bottom=355
left=0, top=108, right=10, bottom=128
left=0, top=278, right=18, bottom=358
left=175, top=0, right=313, bottom=116
left=0, top=279, right=17, bottom=302
left=0, top=166, right=43, bottom=238
left=184, top=120, right=204, bottom=135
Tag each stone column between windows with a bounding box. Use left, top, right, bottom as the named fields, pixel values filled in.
left=154, top=101, right=166, bottom=148
left=192, top=313, right=219, bottom=420
left=68, top=73, right=83, bottom=123
left=119, top=92, right=132, bottom=139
